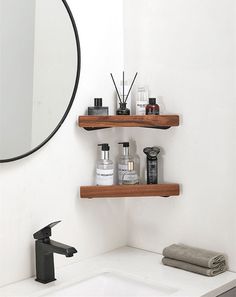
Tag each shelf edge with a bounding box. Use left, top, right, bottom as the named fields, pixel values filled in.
left=80, top=184, right=180, bottom=199
left=78, top=115, right=180, bottom=130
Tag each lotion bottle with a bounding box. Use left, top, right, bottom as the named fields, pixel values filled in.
left=96, top=144, right=114, bottom=186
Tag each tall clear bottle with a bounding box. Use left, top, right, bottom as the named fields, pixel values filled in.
left=96, top=144, right=114, bottom=186
left=118, top=142, right=134, bottom=185
left=136, top=87, right=149, bottom=115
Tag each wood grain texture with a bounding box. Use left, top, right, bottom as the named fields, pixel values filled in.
left=78, top=115, right=179, bottom=130
left=80, top=184, right=180, bottom=199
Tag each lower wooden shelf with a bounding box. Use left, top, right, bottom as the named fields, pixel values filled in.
left=80, top=184, right=180, bottom=199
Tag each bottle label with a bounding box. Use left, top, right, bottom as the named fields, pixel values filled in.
left=118, top=164, right=128, bottom=183
left=88, top=108, right=108, bottom=116
left=122, top=173, right=139, bottom=185
left=96, top=169, right=114, bottom=186
left=147, top=108, right=159, bottom=115
left=136, top=101, right=147, bottom=115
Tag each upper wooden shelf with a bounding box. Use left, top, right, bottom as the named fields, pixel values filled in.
left=78, top=115, right=179, bottom=131
left=80, top=184, right=180, bottom=199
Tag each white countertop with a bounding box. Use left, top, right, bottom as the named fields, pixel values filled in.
left=0, top=247, right=235, bottom=297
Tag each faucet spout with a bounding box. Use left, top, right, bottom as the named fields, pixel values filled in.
left=43, top=240, right=77, bottom=257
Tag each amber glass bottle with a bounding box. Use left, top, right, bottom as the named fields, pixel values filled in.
left=145, top=98, right=160, bottom=115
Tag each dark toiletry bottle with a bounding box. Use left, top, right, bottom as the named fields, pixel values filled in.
left=145, top=98, right=160, bottom=115
left=116, top=102, right=130, bottom=115
left=88, top=98, right=109, bottom=115
left=143, top=147, right=161, bottom=184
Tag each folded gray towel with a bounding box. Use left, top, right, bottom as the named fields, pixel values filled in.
left=162, top=257, right=227, bottom=277
left=163, top=244, right=226, bottom=268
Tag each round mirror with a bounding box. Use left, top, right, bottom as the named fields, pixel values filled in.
left=0, top=0, right=80, bottom=162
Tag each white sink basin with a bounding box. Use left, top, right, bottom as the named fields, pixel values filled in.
left=43, top=272, right=178, bottom=297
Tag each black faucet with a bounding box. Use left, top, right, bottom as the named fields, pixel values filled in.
left=33, top=221, right=77, bottom=284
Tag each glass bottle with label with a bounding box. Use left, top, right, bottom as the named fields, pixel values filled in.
left=118, top=142, right=134, bottom=185
left=96, top=144, right=114, bottom=186
left=136, top=87, right=149, bottom=115
left=146, top=98, right=160, bottom=115
left=122, top=161, right=139, bottom=185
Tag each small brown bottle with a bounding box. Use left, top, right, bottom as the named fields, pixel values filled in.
left=145, top=98, right=160, bottom=115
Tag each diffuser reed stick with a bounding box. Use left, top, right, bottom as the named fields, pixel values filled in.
left=110, top=73, right=122, bottom=103
left=125, top=72, right=138, bottom=103
left=123, top=71, right=125, bottom=103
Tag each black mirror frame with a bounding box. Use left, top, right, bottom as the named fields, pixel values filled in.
left=0, top=0, right=81, bottom=163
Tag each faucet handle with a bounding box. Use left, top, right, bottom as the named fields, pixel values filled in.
left=33, top=221, right=61, bottom=240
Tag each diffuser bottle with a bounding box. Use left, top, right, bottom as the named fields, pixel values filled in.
left=96, top=144, right=114, bottom=186
left=122, top=161, right=139, bottom=185
left=116, top=80, right=130, bottom=115
left=118, top=142, right=134, bottom=184
left=117, top=80, right=131, bottom=112
left=110, top=72, right=138, bottom=116
left=116, top=103, right=130, bottom=115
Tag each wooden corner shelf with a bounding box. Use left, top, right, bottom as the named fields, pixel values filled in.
left=78, top=115, right=179, bottom=131
left=80, top=184, right=180, bottom=199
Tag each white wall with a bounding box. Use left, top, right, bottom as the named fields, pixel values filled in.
left=124, top=0, right=236, bottom=272
left=0, top=0, right=126, bottom=287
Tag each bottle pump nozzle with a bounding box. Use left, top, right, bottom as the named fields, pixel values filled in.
left=118, top=142, right=129, bottom=147
left=118, top=142, right=130, bottom=156
left=98, top=143, right=110, bottom=151
left=98, top=144, right=110, bottom=160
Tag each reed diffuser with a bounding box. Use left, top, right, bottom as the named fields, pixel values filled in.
left=110, top=72, right=138, bottom=115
